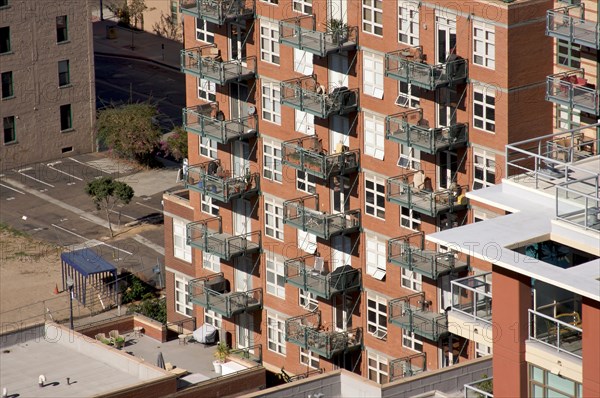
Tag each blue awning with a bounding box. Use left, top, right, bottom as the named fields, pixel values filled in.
left=60, top=248, right=117, bottom=277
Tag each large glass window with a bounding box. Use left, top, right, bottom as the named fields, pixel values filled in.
left=367, top=292, right=387, bottom=340
left=267, top=313, right=286, bottom=355
left=260, top=21, right=280, bottom=65
left=173, top=218, right=192, bottom=262
left=529, top=364, right=582, bottom=398
left=473, top=22, right=495, bottom=69
left=473, top=86, right=495, bottom=133
left=362, top=0, right=383, bottom=36
left=175, top=276, right=193, bottom=316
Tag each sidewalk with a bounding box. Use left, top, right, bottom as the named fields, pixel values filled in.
left=92, top=19, right=182, bottom=71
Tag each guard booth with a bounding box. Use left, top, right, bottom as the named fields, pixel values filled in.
left=60, top=248, right=118, bottom=306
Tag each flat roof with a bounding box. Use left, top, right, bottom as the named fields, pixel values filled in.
left=61, top=248, right=117, bottom=277
left=428, top=180, right=600, bottom=301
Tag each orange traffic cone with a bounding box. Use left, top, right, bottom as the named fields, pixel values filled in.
left=54, top=284, right=59, bottom=295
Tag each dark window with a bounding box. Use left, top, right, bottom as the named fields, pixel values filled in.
left=56, top=15, right=68, bottom=43
left=0, top=1, right=9, bottom=8
left=60, top=104, right=72, bottom=130
left=0, top=26, right=10, bottom=53
left=1, top=71, right=13, bottom=98
left=61, top=146, right=73, bottom=153
left=58, top=60, right=70, bottom=86
left=3, top=116, right=15, bottom=143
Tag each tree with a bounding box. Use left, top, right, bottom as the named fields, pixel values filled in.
left=85, top=177, right=134, bottom=238
left=106, top=0, right=154, bottom=29
left=97, top=102, right=162, bottom=165
left=160, top=126, right=187, bottom=161
left=152, top=12, right=182, bottom=41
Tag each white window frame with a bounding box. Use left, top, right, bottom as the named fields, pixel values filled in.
left=175, top=275, right=193, bottom=316
left=173, top=218, right=192, bottom=262
left=293, top=0, right=312, bottom=14
left=396, top=81, right=420, bottom=109
left=366, top=234, right=386, bottom=280
left=201, top=194, right=219, bottom=216
left=400, top=206, right=421, bottom=231
left=199, top=137, right=217, bottom=159
left=261, top=80, right=281, bottom=125
left=298, top=229, right=317, bottom=254
left=365, top=174, right=386, bottom=220
left=293, top=49, right=313, bottom=75
left=195, top=18, right=215, bottom=43
left=266, top=254, right=286, bottom=298
left=197, top=78, right=216, bottom=102
left=398, top=144, right=420, bottom=170
left=363, top=52, right=384, bottom=99
left=368, top=351, right=390, bottom=384
left=204, top=309, right=222, bottom=329
left=475, top=342, right=492, bottom=358
left=295, top=109, right=314, bottom=135
left=398, top=2, right=419, bottom=45
left=265, top=197, right=284, bottom=241
left=261, top=0, right=279, bottom=4
left=263, top=140, right=283, bottom=183
left=202, top=251, right=220, bottom=273
left=473, top=148, right=496, bottom=190
left=260, top=20, right=280, bottom=65
left=402, top=330, right=423, bottom=352
left=267, top=312, right=287, bottom=356
left=297, top=170, right=316, bottom=194
left=401, top=268, right=422, bottom=291
left=367, top=291, right=388, bottom=340
left=473, top=21, right=495, bottom=69
left=362, top=0, right=383, bottom=37
left=364, top=112, right=385, bottom=160
left=299, top=289, right=318, bottom=311
left=300, top=348, right=319, bottom=369
left=473, top=86, right=495, bottom=133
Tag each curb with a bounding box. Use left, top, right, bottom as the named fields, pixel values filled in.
left=94, top=51, right=180, bottom=72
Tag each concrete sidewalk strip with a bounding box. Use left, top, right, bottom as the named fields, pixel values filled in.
left=133, top=234, right=165, bottom=256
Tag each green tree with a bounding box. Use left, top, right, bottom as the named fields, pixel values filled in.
left=127, top=294, right=167, bottom=324
left=97, top=102, right=162, bottom=165
left=85, top=177, right=135, bottom=238
left=162, top=126, right=187, bottom=161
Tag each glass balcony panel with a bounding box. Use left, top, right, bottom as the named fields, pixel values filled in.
left=389, top=353, right=426, bottom=381
left=464, top=378, right=494, bottom=398
left=280, top=76, right=358, bottom=118
left=451, top=273, right=493, bottom=325
left=183, top=103, right=258, bottom=144
left=180, top=0, right=255, bottom=25
left=546, top=6, right=600, bottom=50
left=546, top=70, right=600, bottom=115
left=279, top=16, right=358, bottom=56
left=528, top=309, right=582, bottom=359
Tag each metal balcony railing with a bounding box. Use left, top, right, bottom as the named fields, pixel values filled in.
left=389, top=293, right=449, bottom=341
left=283, top=194, right=361, bottom=239
left=284, top=254, right=361, bottom=299
left=386, top=109, right=468, bottom=154
left=385, top=46, right=468, bottom=90
left=182, top=103, right=258, bottom=144
left=546, top=69, right=599, bottom=115
left=282, top=135, right=360, bottom=179
left=181, top=46, right=256, bottom=84
left=280, top=75, right=358, bottom=118
left=188, top=274, right=262, bottom=317
left=556, top=175, right=600, bottom=231
left=528, top=309, right=582, bottom=359
left=451, top=273, right=492, bottom=325
left=389, top=353, right=426, bottom=381
left=184, top=159, right=260, bottom=203
left=279, top=15, right=358, bottom=56
left=285, top=311, right=363, bottom=359
left=546, top=5, right=600, bottom=50
left=464, top=377, right=494, bottom=398
left=230, top=344, right=262, bottom=365
left=387, top=171, right=469, bottom=217
left=180, top=0, right=255, bottom=25
left=186, top=217, right=261, bottom=260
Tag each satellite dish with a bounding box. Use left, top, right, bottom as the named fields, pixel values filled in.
left=247, top=105, right=256, bottom=115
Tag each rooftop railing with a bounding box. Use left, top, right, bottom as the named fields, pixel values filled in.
left=389, top=292, right=448, bottom=341
left=546, top=69, right=599, bottom=115
left=279, top=15, right=358, bottom=56
left=451, top=273, right=492, bottom=325
left=183, top=102, right=258, bottom=144
left=186, top=217, right=261, bottom=260
left=181, top=46, right=256, bottom=84
left=546, top=5, right=600, bottom=50
left=464, top=377, right=494, bottom=398
left=180, top=0, right=255, bottom=25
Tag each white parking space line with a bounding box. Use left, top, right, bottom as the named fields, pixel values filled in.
left=0, top=183, right=26, bottom=195
left=135, top=201, right=163, bottom=213
left=68, top=157, right=112, bottom=174
left=46, top=161, right=83, bottom=181
left=52, top=223, right=134, bottom=255
left=15, top=168, right=55, bottom=188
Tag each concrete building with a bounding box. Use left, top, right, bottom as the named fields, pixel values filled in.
left=0, top=0, right=97, bottom=170
left=162, top=0, right=599, bottom=387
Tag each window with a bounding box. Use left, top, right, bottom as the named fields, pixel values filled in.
left=267, top=313, right=286, bottom=355
left=401, top=268, right=422, bottom=291
left=3, top=116, right=15, bottom=144
left=293, top=49, right=313, bottom=75
left=199, top=137, right=217, bottom=159
left=60, top=104, right=72, bottom=131
left=473, top=86, right=495, bottom=133
left=398, top=144, right=420, bottom=170
left=473, top=22, right=495, bottom=69
left=266, top=254, right=286, bottom=297
left=196, top=18, right=215, bottom=43
left=173, top=218, right=192, bottom=262
left=293, top=0, right=312, bottom=14
left=300, top=348, right=319, bottom=369
left=262, top=0, right=279, bottom=4
left=203, top=252, right=220, bottom=273
left=56, top=15, right=68, bottom=43
left=557, top=39, right=580, bottom=68
left=362, top=0, right=383, bottom=36
left=473, top=149, right=496, bottom=190
left=265, top=197, right=284, bottom=241
left=201, top=194, right=219, bottom=216
left=295, top=109, right=314, bottom=135
left=368, top=352, right=389, bottom=384
left=261, top=80, right=281, bottom=124
left=398, top=2, right=419, bottom=45
left=475, top=342, right=492, bottom=358
left=364, top=113, right=385, bottom=160
left=0, top=1, right=8, bottom=8
left=366, top=234, right=386, bottom=279
left=402, top=330, right=423, bottom=352
left=170, top=0, right=178, bottom=20
left=0, top=26, right=10, bottom=53
left=198, top=78, right=216, bottom=101
left=204, top=309, right=222, bottom=329
left=298, top=229, right=317, bottom=254
left=529, top=364, right=582, bottom=398
left=556, top=104, right=580, bottom=130
left=175, top=276, right=193, bottom=316
left=363, top=52, right=384, bottom=99
left=367, top=292, right=387, bottom=339
left=297, top=170, right=316, bottom=194
left=260, top=21, right=280, bottom=65
left=299, top=289, right=318, bottom=311
left=263, top=140, right=282, bottom=182
left=400, top=206, right=421, bottom=231
left=58, top=60, right=70, bottom=87
left=365, top=175, right=385, bottom=219
left=396, top=82, right=420, bottom=109
left=1, top=71, right=13, bottom=98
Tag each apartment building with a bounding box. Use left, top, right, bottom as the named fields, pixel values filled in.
left=0, top=0, right=96, bottom=170
left=163, top=0, right=561, bottom=383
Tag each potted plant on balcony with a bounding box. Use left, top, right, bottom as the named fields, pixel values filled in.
left=113, top=336, right=126, bottom=349
left=213, top=341, right=230, bottom=374
left=326, top=18, right=349, bottom=45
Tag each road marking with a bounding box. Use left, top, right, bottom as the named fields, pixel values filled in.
left=135, top=201, right=163, bottom=213
left=109, top=209, right=136, bottom=220
left=46, top=162, right=83, bottom=181
left=15, top=169, right=55, bottom=188
left=51, top=223, right=133, bottom=255
left=68, top=157, right=111, bottom=174
left=0, top=183, right=25, bottom=195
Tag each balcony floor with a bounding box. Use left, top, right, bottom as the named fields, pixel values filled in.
left=547, top=89, right=598, bottom=114
left=207, top=295, right=261, bottom=316
left=549, top=24, right=599, bottom=49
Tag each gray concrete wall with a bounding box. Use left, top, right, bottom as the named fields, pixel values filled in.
left=340, top=372, right=382, bottom=398
left=251, top=372, right=343, bottom=398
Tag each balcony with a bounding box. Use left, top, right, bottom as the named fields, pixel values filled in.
left=387, top=172, right=469, bottom=217
left=283, top=194, right=361, bottom=240
left=389, top=293, right=448, bottom=341
left=389, top=353, right=426, bottom=381
left=280, top=76, right=358, bottom=118
left=182, top=102, right=258, bottom=144
left=546, top=70, right=599, bottom=115
left=385, top=46, right=468, bottom=90
left=464, top=377, right=494, bottom=398
left=451, top=273, right=492, bottom=325
left=279, top=15, right=358, bottom=57
left=186, top=217, right=261, bottom=260
left=388, top=232, right=469, bottom=280
left=546, top=5, right=600, bottom=50
left=184, top=159, right=260, bottom=203
left=181, top=45, right=256, bottom=84
left=188, top=273, right=262, bottom=317
left=284, top=254, right=361, bottom=300
left=180, top=0, right=255, bottom=25
left=386, top=109, right=468, bottom=154
left=528, top=309, right=582, bottom=359
left=285, top=311, right=363, bottom=359
left=281, top=135, right=360, bottom=179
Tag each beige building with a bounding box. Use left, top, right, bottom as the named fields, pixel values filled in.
left=0, top=0, right=96, bottom=170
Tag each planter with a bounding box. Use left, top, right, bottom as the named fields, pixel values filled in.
left=213, top=360, right=223, bottom=374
